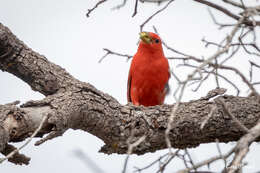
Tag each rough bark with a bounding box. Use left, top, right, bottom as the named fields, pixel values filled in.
left=0, top=23, right=259, bottom=164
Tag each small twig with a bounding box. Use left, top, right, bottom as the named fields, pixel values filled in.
left=208, top=8, right=236, bottom=29
left=132, top=0, right=139, bottom=17
left=214, top=59, right=220, bottom=88
left=153, top=26, right=193, bottom=58
left=215, top=139, right=228, bottom=172
left=195, top=0, right=240, bottom=21
left=134, top=153, right=169, bottom=172
left=217, top=98, right=249, bottom=133
left=227, top=121, right=260, bottom=173
left=99, top=48, right=132, bottom=63
left=222, top=0, right=244, bottom=9
left=219, top=44, right=241, bottom=65
left=86, top=0, right=107, bottom=17
left=156, top=149, right=180, bottom=173
left=177, top=148, right=235, bottom=173
left=252, top=82, right=260, bottom=85
left=193, top=0, right=260, bottom=26
left=184, top=149, right=196, bottom=170
left=34, top=130, right=64, bottom=146
left=0, top=144, right=30, bottom=165
left=122, top=135, right=146, bottom=173
left=239, top=37, right=260, bottom=57
left=204, top=71, right=240, bottom=96
left=210, top=63, right=257, bottom=95
left=140, top=0, right=170, bottom=3
left=170, top=69, right=181, bottom=83
left=113, top=0, right=127, bottom=10
left=0, top=115, right=48, bottom=164
left=190, top=72, right=210, bottom=92
left=239, top=0, right=246, bottom=9
left=177, top=152, right=190, bottom=169
left=140, top=0, right=175, bottom=31
left=202, top=37, right=225, bottom=48
left=200, top=105, right=217, bottom=129
left=182, top=34, right=257, bottom=95
left=249, top=61, right=260, bottom=83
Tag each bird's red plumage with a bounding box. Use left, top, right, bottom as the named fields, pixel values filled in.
left=127, top=32, right=170, bottom=106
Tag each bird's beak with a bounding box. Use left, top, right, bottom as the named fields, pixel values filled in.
left=139, top=32, right=152, bottom=44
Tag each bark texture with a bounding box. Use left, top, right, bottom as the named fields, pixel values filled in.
left=0, top=23, right=260, bottom=164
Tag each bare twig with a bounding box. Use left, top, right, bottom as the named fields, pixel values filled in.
left=194, top=0, right=240, bottom=21
left=99, top=48, right=132, bottom=63
left=86, top=0, right=107, bottom=17
left=210, top=64, right=257, bottom=94
left=122, top=135, right=146, bottom=173
left=156, top=149, right=180, bottom=173
left=208, top=8, right=236, bottom=29
left=184, top=149, right=196, bottom=170
left=177, top=148, right=235, bottom=173
left=113, top=0, right=127, bottom=10
left=204, top=71, right=240, bottom=96
left=140, top=0, right=171, bottom=3
left=140, top=0, right=175, bottom=31
left=153, top=26, right=193, bottom=57
left=132, top=0, right=139, bottom=17
left=215, top=139, right=227, bottom=171
left=202, top=37, right=225, bottom=48
left=227, top=121, right=260, bottom=173
left=193, top=0, right=260, bottom=26
left=134, top=153, right=169, bottom=172
left=238, top=37, right=260, bottom=57
left=249, top=61, right=260, bottom=83
left=252, top=82, right=260, bottom=85
left=200, top=105, right=217, bottom=129
left=217, top=98, right=249, bottom=133
left=222, top=0, right=244, bottom=9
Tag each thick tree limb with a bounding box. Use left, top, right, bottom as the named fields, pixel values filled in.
left=0, top=23, right=260, bottom=165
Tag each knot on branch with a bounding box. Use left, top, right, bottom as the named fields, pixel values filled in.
left=200, top=88, right=227, bottom=101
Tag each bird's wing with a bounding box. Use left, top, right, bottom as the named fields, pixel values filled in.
left=164, top=82, right=170, bottom=96
left=127, top=72, right=132, bottom=102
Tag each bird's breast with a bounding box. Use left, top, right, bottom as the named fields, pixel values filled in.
left=130, top=55, right=169, bottom=106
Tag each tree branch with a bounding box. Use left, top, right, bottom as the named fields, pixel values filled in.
left=0, top=23, right=260, bottom=166
left=193, top=0, right=260, bottom=26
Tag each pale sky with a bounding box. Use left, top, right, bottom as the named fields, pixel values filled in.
left=0, top=0, right=259, bottom=172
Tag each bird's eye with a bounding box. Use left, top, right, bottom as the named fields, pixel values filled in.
left=155, top=39, right=160, bottom=43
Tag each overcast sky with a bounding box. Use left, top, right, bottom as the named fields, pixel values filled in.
left=0, top=0, right=259, bottom=173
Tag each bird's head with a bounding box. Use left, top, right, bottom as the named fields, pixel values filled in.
left=138, top=32, right=163, bottom=53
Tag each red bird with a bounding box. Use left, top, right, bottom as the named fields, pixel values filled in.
left=127, top=32, right=170, bottom=106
